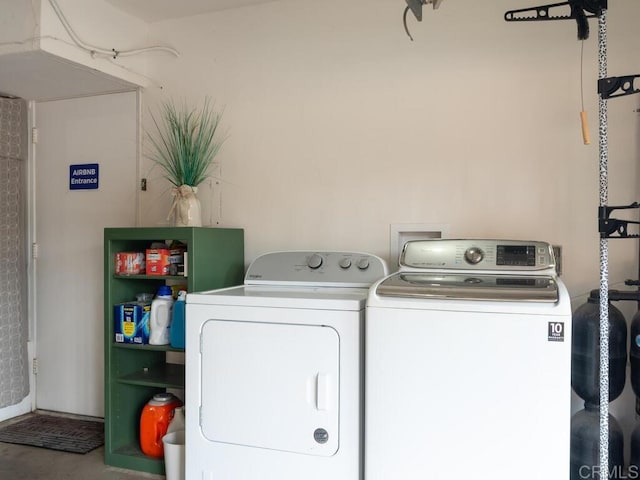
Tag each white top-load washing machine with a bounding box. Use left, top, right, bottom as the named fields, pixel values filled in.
left=186, top=251, right=387, bottom=480
left=365, top=239, right=571, bottom=480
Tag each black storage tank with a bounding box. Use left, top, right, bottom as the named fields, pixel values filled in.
left=628, top=310, right=640, bottom=399
left=571, top=295, right=627, bottom=405
left=570, top=406, right=624, bottom=480
left=629, top=421, right=640, bottom=477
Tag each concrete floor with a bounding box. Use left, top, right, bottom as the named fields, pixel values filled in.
left=0, top=413, right=164, bottom=480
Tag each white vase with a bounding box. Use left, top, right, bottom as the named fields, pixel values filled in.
left=172, top=185, right=202, bottom=227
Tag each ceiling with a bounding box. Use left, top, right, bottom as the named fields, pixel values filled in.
left=105, top=0, right=280, bottom=23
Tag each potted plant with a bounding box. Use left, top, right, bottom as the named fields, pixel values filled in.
left=148, top=98, right=225, bottom=226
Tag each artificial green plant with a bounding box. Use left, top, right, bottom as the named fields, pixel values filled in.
left=148, top=99, right=225, bottom=187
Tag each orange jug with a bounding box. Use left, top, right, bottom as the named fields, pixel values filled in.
left=140, top=393, right=183, bottom=458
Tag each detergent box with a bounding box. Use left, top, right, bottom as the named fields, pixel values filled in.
left=114, top=302, right=151, bottom=344
left=169, top=245, right=187, bottom=276
left=115, top=252, right=145, bottom=275
left=146, top=248, right=170, bottom=275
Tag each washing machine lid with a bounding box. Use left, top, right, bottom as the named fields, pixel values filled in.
left=376, top=273, right=559, bottom=303
left=187, top=285, right=368, bottom=310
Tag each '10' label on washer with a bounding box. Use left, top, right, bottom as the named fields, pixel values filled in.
left=548, top=322, right=565, bottom=342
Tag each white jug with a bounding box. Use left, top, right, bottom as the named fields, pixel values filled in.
left=149, top=285, right=174, bottom=345
left=167, top=406, right=185, bottom=434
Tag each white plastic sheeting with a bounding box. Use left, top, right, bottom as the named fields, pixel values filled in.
left=0, top=97, right=28, bottom=409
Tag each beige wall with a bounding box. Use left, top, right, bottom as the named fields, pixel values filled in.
left=139, top=0, right=640, bottom=303
left=0, top=0, right=40, bottom=52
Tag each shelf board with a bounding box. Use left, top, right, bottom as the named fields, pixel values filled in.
left=109, top=444, right=165, bottom=475
left=117, top=363, right=185, bottom=389
left=113, top=342, right=184, bottom=353
left=114, top=442, right=161, bottom=458
left=112, top=274, right=188, bottom=280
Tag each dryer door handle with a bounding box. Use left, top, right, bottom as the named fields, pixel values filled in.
left=316, top=373, right=329, bottom=411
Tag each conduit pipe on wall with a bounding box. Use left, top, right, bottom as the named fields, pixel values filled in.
left=47, top=0, right=180, bottom=58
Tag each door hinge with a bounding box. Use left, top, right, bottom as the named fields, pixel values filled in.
left=32, top=243, right=38, bottom=259
left=32, top=127, right=39, bottom=144
left=32, top=358, right=38, bottom=375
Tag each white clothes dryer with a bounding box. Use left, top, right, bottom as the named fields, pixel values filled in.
left=365, top=239, right=572, bottom=480
left=186, top=251, right=387, bottom=480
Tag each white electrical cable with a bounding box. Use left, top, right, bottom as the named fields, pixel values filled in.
left=48, top=0, right=179, bottom=58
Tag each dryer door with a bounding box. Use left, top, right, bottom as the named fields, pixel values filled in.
left=200, top=320, right=339, bottom=456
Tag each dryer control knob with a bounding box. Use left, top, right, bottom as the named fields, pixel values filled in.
left=464, top=247, right=484, bottom=265
left=356, top=258, right=370, bottom=270
left=307, top=254, right=323, bottom=269
left=339, top=258, right=352, bottom=269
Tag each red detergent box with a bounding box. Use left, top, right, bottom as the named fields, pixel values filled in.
left=146, top=248, right=170, bottom=275
left=115, top=252, right=145, bottom=275
left=114, top=302, right=150, bottom=344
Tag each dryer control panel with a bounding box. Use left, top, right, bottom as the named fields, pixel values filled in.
left=400, top=239, right=556, bottom=273
left=245, top=251, right=388, bottom=287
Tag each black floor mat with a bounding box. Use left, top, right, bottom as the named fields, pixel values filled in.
left=0, top=414, right=104, bottom=454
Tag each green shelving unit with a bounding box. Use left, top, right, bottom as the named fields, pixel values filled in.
left=104, top=227, right=244, bottom=474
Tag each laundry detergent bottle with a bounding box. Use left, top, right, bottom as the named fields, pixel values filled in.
left=140, top=393, right=183, bottom=458
left=149, top=285, right=174, bottom=345
left=170, top=290, right=187, bottom=349
left=166, top=405, right=185, bottom=435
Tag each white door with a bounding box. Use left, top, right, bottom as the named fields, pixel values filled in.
left=35, top=91, right=138, bottom=417
left=200, top=320, right=340, bottom=456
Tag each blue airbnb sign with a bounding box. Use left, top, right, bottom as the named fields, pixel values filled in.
left=69, top=163, right=99, bottom=190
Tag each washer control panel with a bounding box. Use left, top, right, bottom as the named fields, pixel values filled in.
left=245, top=251, right=388, bottom=287
left=400, top=239, right=555, bottom=272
